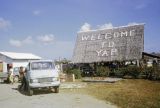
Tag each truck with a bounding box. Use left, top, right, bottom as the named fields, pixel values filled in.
left=24, top=60, right=60, bottom=96
left=0, top=67, right=22, bottom=83
left=0, top=72, right=8, bottom=83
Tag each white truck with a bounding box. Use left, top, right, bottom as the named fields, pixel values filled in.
left=24, top=60, right=60, bottom=96
left=0, top=72, right=8, bottom=83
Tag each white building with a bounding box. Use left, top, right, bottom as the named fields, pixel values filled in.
left=0, top=52, right=41, bottom=73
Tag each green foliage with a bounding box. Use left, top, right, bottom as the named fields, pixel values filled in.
left=144, top=66, right=160, bottom=80
left=63, top=67, right=72, bottom=74
left=70, top=69, right=82, bottom=79
left=114, top=66, right=142, bottom=78
left=113, top=65, right=160, bottom=80
left=114, top=67, right=126, bottom=77
left=125, top=66, right=141, bottom=78
left=96, top=66, right=110, bottom=77
left=64, top=67, right=82, bottom=79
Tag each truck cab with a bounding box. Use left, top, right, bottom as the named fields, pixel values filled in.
left=25, top=60, right=60, bottom=96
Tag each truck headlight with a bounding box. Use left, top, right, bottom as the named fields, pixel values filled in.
left=52, top=77, right=59, bottom=81
left=30, top=79, right=38, bottom=83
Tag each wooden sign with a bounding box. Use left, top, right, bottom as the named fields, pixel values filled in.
left=72, top=24, right=144, bottom=63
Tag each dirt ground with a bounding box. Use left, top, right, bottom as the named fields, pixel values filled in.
left=0, top=83, right=117, bottom=108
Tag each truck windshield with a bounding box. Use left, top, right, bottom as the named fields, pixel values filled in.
left=13, top=67, right=19, bottom=72
left=31, top=62, right=54, bottom=70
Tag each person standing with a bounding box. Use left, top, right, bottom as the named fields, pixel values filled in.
left=19, top=66, right=24, bottom=82
left=19, top=66, right=26, bottom=91
left=9, top=67, right=14, bottom=84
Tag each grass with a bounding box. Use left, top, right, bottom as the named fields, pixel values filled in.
left=62, top=79, right=160, bottom=108
left=86, top=79, right=160, bottom=108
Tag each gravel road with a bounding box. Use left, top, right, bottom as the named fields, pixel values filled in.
left=0, top=83, right=117, bottom=108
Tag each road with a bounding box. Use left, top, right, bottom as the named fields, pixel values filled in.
left=0, top=83, right=117, bottom=108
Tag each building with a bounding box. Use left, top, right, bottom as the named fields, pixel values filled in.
left=0, top=52, right=41, bottom=73
left=142, top=52, right=160, bottom=67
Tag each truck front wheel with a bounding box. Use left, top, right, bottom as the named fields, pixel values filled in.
left=28, top=89, right=33, bottom=96
left=54, top=86, right=59, bottom=93
left=26, top=81, right=33, bottom=96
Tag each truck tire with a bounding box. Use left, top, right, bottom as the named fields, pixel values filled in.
left=54, top=86, right=59, bottom=93
left=27, top=84, right=33, bottom=96
left=28, top=89, right=33, bottom=96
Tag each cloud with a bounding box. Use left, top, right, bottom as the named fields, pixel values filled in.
left=33, top=10, right=41, bottom=16
left=135, top=4, right=147, bottom=10
left=79, top=23, right=91, bottom=32
left=79, top=22, right=114, bottom=32
left=9, top=34, right=55, bottom=47
left=9, top=36, right=33, bottom=47
left=9, top=39, right=22, bottom=47
left=0, top=17, right=11, bottom=30
left=98, top=23, right=113, bottom=29
left=8, top=34, right=74, bottom=59
left=37, top=34, right=54, bottom=44
left=23, top=36, right=33, bottom=44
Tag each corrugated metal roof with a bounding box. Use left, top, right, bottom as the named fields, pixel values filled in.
left=0, top=52, right=42, bottom=60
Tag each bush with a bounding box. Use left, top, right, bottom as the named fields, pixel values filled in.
left=70, top=69, right=82, bottom=79
left=144, top=66, right=160, bottom=80
left=63, top=67, right=82, bottom=79
left=114, top=65, right=160, bottom=80
left=63, top=67, right=72, bottom=74
left=114, top=66, right=142, bottom=78
left=125, top=66, right=141, bottom=78
left=154, top=66, right=160, bottom=80
left=96, top=66, right=110, bottom=77
left=114, top=67, right=126, bottom=77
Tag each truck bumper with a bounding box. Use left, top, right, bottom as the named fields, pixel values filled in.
left=29, top=81, right=60, bottom=89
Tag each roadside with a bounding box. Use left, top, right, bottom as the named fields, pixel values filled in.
left=0, top=83, right=117, bottom=108
left=61, top=79, right=160, bottom=108
left=84, top=79, right=160, bottom=108
left=1, top=78, right=160, bottom=108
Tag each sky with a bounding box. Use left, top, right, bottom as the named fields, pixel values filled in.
left=0, top=0, right=160, bottom=60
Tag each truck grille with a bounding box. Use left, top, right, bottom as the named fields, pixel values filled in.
left=38, top=77, right=53, bottom=83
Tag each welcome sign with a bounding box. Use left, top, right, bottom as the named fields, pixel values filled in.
left=72, top=24, right=144, bottom=63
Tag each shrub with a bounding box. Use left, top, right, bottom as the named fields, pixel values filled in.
left=154, top=66, right=160, bottom=80
left=63, top=67, right=82, bottom=79
left=114, top=67, right=126, bottom=77
left=63, top=67, right=72, bottom=74
left=96, top=66, right=110, bottom=77
left=114, top=66, right=142, bottom=78
left=70, top=69, right=82, bottom=79
left=125, top=66, right=141, bottom=78
left=144, top=66, right=160, bottom=80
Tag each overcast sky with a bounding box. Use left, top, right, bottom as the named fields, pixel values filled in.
left=0, top=0, right=160, bottom=60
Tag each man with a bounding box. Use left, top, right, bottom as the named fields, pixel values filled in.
left=19, top=66, right=26, bottom=91
left=19, top=66, right=24, bottom=82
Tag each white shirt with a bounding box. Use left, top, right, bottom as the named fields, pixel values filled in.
left=9, top=68, right=14, bottom=76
